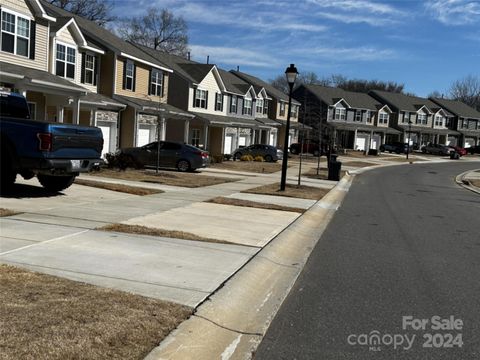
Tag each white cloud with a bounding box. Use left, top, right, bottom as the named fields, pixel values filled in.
left=308, top=0, right=403, bottom=15
left=294, top=46, right=396, bottom=61
left=425, top=0, right=480, bottom=25
left=189, top=45, right=280, bottom=68
left=316, top=12, right=392, bottom=26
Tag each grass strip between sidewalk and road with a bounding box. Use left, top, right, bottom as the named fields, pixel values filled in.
left=99, top=223, right=235, bottom=245
left=0, top=208, right=19, bottom=217
left=211, top=161, right=283, bottom=173
left=0, top=264, right=192, bottom=360
left=243, top=183, right=330, bottom=200
left=302, top=167, right=347, bottom=180
left=342, top=161, right=379, bottom=168
left=469, top=179, right=480, bottom=188
left=90, top=169, right=237, bottom=187
left=75, top=179, right=163, bottom=196
left=207, top=196, right=305, bottom=213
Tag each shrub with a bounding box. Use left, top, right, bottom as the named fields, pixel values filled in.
left=210, top=155, right=224, bottom=164
left=240, top=155, right=254, bottom=161
left=223, top=154, right=232, bottom=161
left=104, top=152, right=143, bottom=170
left=254, top=156, right=264, bottom=162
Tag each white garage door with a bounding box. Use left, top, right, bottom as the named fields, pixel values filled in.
left=137, top=128, right=151, bottom=147
left=224, top=135, right=233, bottom=154
left=99, top=125, right=110, bottom=158
left=465, top=138, right=475, bottom=148
left=269, top=133, right=275, bottom=146
left=239, top=135, right=247, bottom=147
left=371, top=135, right=380, bottom=150
left=355, top=136, right=367, bottom=151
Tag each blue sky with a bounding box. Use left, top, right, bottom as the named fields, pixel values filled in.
left=113, top=0, right=480, bottom=97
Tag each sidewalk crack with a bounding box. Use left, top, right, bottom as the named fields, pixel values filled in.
left=194, top=314, right=263, bottom=337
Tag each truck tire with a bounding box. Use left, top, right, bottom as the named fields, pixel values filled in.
left=0, top=154, right=16, bottom=190
left=38, top=174, right=76, bottom=192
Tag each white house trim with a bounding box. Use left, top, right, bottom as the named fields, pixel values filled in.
left=51, top=18, right=87, bottom=47
left=333, top=98, right=351, bottom=108
left=119, top=52, right=173, bottom=73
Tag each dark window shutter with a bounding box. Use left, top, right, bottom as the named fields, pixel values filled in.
left=93, top=56, right=98, bottom=86
left=205, top=91, right=208, bottom=109
left=220, top=94, right=223, bottom=111
left=148, top=69, right=152, bottom=95
left=29, top=20, right=36, bottom=59
left=242, top=98, right=245, bottom=115
left=81, top=53, right=85, bottom=83
left=161, top=72, right=165, bottom=97
left=193, top=88, right=197, bottom=108
left=122, top=60, right=127, bottom=90
left=132, top=64, right=136, bottom=92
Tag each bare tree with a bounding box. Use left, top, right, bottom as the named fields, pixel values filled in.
left=49, top=0, right=115, bottom=26
left=117, top=8, right=189, bottom=57
left=449, top=75, right=480, bottom=111
left=270, top=71, right=327, bottom=94
left=428, top=90, right=443, bottom=98
left=335, top=78, right=404, bottom=94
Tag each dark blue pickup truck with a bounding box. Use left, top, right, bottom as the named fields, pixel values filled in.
left=1, top=91, right=104, bottom=191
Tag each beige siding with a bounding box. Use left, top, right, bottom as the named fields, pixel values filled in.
left=115, top=57, right=166, bottom=103
left=0, top=0, right=34, bottom=17
left=56, top=28, right=76, bottom=46
left=187, top=70, right=224, bottom=114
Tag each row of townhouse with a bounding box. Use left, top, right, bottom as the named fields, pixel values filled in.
left=294, top=84, right=480, bottom=151
left=0, top=0, right=302, bottom=158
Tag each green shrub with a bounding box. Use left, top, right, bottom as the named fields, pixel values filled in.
left=240, top=155, right=254, bottom=161
left=254, top=156, right=264, bottom=162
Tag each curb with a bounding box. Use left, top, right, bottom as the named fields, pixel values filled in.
left=144, top=174, right=355, bottom=360
left=455, top=169, right=480, bottom=195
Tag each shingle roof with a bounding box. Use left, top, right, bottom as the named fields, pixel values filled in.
left=304, top=84, right=384, bottom=111
left=39, top=1, right=171, bottom=71
left=217, top=68, right=252, bottom=95
left=177, top=63, right=215, bottom=84
left=430, top=97, right=480, bottom=119
left=370, top=90, right=442, bottom=113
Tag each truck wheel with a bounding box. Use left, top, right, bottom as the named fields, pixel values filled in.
left=0, top=156, right=16, bottom=190
left=38, top=175, right=76, bottom=192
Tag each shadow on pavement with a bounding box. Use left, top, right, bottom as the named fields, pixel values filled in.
left=0, top=183, right=65, bottom=199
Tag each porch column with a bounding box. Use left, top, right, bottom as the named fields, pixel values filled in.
left=57, top=106, right=64, bottom=123
left=370, top=130, right=374, bottom=151
left=221, top=127, right=226, bottom=154
left=90, top=110, right=96, bottom=126
left=160, top=117, right=166, bottom=141
left=236, top=127, right=240, bottom=149
left=203, top=125, right=209, bottom=150
left=183, top=119, right=190, bottom=144
left=445, top=133, right=449, bottom=145
left=267, top=129, right=271, bottom=145
left=72, top=97, right=80, bottom=125
left=353, top=129, right=358, bottom=150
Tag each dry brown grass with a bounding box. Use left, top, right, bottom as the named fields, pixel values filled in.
left=0, top=264, right=192, bottom=360
left=207, top=196, right=305, bottom=213
left=211, top=161, right=282, bottom=173
left=302, top=167, right=347, bottom=180
left=343, top=150, right=389, bottom=158
left=99, top=223, right=234, bottom=245
left=244, top=183, right=329, bottom=200
left=75, top=179, right=163, bottom=195
left=90, top=169, right=237, bottom=187
left=342, top=161, right=379, bottom=168
left=381, top=156, right=417, bottom=162
left=0, top=208, right=18, bottom=217
left=469, top=179, right=480, bottom=188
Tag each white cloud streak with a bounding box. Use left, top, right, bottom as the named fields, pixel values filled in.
left=294, top=46, right=397, bottom=61
left=189, top=45, right=280, bottom=68
left=425, top=0, right=480, bottom=25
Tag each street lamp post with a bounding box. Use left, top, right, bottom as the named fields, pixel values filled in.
left=280, top=64, right=298, bottom=191
left=406, top=120, right=412, bottom=160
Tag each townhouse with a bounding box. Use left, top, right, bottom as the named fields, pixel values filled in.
left=429, top=97, right=480, bottom=147
left=230, top=70, right=303, bottom=149
left=293, top=84, right=396, bottom=151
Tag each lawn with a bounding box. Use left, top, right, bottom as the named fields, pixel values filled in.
left=75, top=179, right=163, bottom=195
left=89, top=168, right=237, bottom=187
left=210, top=160, right=282, bottom=173
left=0, top=208, right=18, bottom=217
left=207, top=196, right=305, bottom=213
left=0, top=265, right=192, bottom=360
left=302, top=167, right=347, bottom=180
left=243, top=183, right=329, bottom=200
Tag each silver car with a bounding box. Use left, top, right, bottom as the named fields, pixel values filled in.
left=233, top=144, right=283, bottom=162
left=119, top=141, right=209, bottom=171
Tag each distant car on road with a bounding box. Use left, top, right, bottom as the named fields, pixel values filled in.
left=379, top=142, right=411, bottom=154
left=289, top=142, right=324, bottom=156
left=467, top=145, right=480, bottom=155
left=118, top=141, right=209, bottom=172
left=448, top=145, right=467, bottom=156
left=421, top=143, right=453, bottom=156
left=233, top=144, right=282, bottom=162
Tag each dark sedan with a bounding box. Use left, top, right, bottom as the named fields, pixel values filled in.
left=118, top=141, right=209, bottom=171
left=233, top=144, right=283, bottom=162
left=379, top=142, right=410, bottom=154
left=467, top=145, right=480, bottom=155
left=421, top=143, right=453, bottom=156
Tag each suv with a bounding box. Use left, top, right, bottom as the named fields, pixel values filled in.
left=233, top=144, right=282, bottom=162
left=379, top=142, right=410, bottom=154
left=289, top=142, right=323, bottom=156
left=421, top=143, right=453, bottom=156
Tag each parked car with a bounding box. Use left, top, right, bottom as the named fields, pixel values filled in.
left=421, top=143, right=454, bottom=156
left=233, top=144, right=283, bottom=162
left=448, top=145, right=467, bottom=156
left=379, top=142, right=411, bottom=154
left=466, top=145, right=480, bottom=155
left=289, top=142, right=324, bottom=156
left=118, top=141, right=209, bottom=172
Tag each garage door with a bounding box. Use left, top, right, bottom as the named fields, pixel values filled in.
left=269, top=133, right=275, bottom=146
left=98, top=125, right=110, bottom=158
left=355, top=136, right=367, bottom=151
left=371, top=135, right=380, bottom=150
left=239, top=135, right=247, bottom=147
left=224, top=135, right=233, bottom=154
left=137, top=128, right=151, bottom=147
left=465, top=138, right=475, bottom=148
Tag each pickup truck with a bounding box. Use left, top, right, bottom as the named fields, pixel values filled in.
left=1, top=91, right=104, bottom=192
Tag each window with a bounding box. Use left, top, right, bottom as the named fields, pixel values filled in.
left=191, top=129, right=200, bottom=147
left=263, top=100, right=269, bottom=115
left=334, top=107, right=346, bottom=120
left=150, top=69, right=163, bottom=96
left=194, top=89, right=207, bottom=108
left=417, top=113, right=427, bottom=125
left=404, top=112, right=410, bottom=123
left=125, top=60, right=134, bottom=90
left=1, top=10, right=30, bottom=57
left=83, top=54, right=95, bottom=85
left=280, top=102, right=286, bottom=116
left=230, top=95, right=237, bottom=113
left=435, top=115, right=444, bottom=127
left=291, top=105, right=298, bottom=118
left=56, top=43, right=76, bottom=79
left=243, top=98, right=252, bottom=115
left=366, top=111, right=372, bottom=123
left=256, top=99, right=264, bottom=114
left=215, top=93, right=223, bottom=111
left=379, top=111, right=389, bottom=124
left=355, top=110, right=362, bottom=122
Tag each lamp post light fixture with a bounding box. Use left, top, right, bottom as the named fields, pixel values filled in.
left=406, top=120, right=412, bottom=160
left=280, top=64, right=298, bottom=191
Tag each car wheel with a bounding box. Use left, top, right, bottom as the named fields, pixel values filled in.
left=38, top=174, right=76, bottom=192
left=0, top=155, right=16, bottom=190
left=265, top=154, right=273, bottom=162
left=176, top=159, right=191, bottom=172
left=233, top=152, right=242, bottom=161
left=290, top=148, right=298, bottom=155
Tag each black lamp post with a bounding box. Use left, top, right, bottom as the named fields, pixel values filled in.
left=406, top=120, right=412, bottom=160
left=280, top=64, right=298, bottom=191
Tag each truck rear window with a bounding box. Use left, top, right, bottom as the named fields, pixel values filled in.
left=0, top=94, right=31, bottom=119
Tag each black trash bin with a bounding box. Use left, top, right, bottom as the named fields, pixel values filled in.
left=328, top=160, right=342, bottom=181
left=450, top=151, right=460, bottom=160
left=368, top=149, right=378, bottom=156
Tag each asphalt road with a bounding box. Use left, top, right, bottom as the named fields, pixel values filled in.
left=255, top=162, right=480, bottom=360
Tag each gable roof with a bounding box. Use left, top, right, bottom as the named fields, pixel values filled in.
left=230, top=70, right=300, bottom=105
left=27, top=0, right=57, bottom=22
left=304, top=84, right=383, bottom=111
left=430, top=97, right=480, bottom=119
left=217, top=68, right=253, bottom=96
left=370, top=90, right=441, bottom=113
left=178, top=63, right=215, bottom=84
left=39, top=0, right=171, bottom=72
